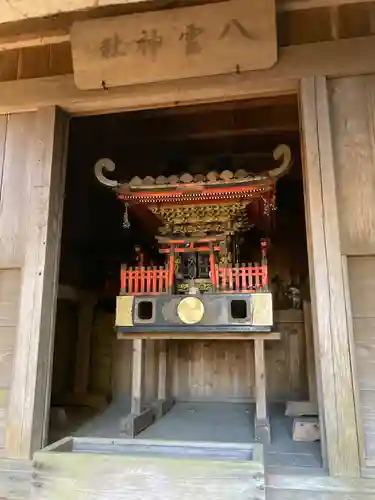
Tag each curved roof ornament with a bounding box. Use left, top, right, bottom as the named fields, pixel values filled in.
left=269, top=144, right=292, bottom=179
left=94, top=158, right=118, bottom=188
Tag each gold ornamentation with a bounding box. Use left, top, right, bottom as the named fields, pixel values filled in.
left=150, top=202, right=253, bottom=236
left=177, top=297, right=205, bottom=324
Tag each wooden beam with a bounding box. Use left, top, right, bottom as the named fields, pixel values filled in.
left=117, top=332, right=282, bottom=340
left=5, top=107, right=69, bottom=459
left=0, top=36, right=375, bottom=116
left=300, top=76, right=360, bottom=477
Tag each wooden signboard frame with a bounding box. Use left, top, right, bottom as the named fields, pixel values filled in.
left=70, top=0, right=277, bottom=90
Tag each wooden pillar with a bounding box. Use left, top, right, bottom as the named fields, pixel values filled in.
left=131, top=339, right=145, bottom=415
left=300, top=76, right=361, bottom=477
left=154, top=340, right=174, bottom=419
left=5, top=107, right=69, bottom=458
left=254, top=339, right=270, bottom=444
left=121, top=339, right=154, bottom=437
left=157, top=340, right=168, bottom=401
left=73, top=293, right=97, bottom=395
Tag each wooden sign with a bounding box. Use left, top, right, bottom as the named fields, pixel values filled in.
left=70, top=0, right=277, bottom=90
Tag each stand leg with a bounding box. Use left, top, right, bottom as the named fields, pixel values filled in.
left=121, top=339, right=154, bottom=437
left=153, top=340, right=175, bottom=419
left=254, top=339, right=270, bottom=444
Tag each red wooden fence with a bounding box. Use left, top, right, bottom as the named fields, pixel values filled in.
left=216, top=264, right=268, bottom=292
left=120, top=264, right=268, bottom=294
left=120, top=266, right=170, bottom=294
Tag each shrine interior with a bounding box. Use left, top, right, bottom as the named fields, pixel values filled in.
left=48, top=94, right=322, bottom=470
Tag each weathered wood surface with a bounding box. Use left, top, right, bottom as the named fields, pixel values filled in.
left=347, top=256, right=375, bottom=467
left=2, top=36, right=375, bottom=115
left=328, top=75, right=375, bottom=255
left=0, top=113, right=38, bottom=267
left=31, top=438, right=265, bottom=500
left=0, top=112, right=41, bottom=451
left=168, top=323, right=303, bottom=403
left=0, top=458, right=32, bottom=500
left=267, top=473, right=375, bottom=499
left=5, top=108, right=69, bottom=459
left=71, top=0, right=277, bottom=90
left=300, top=76, right=360, bottom=476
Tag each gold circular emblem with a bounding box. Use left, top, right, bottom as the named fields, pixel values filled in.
left=177, top=297, right=204, bottom=324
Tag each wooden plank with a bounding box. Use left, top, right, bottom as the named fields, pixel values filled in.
left=118, top=332, right=281, bottom=340
left=2, top=36, right=375, bottom=116
left=286, top=401, right=319, bottom=417
left=304, top=300, right=318, bottom=403
left=328, top=75, right=375, bottom=255
left=267, top=472, right=375, bottom=492
left=0, top=113, right=37, bottom=268
left=0, top=269, right=21, bottom=328
left=347, top=256, right=375, bottom=318
left=293, top=416, right=321, bottom=442
left=71, top=0, right=277, bottom=90
left=342, top=255, right=365, bottom=468
left=300, top=76, right=360, bottom=476
left=31, top=448, right=265, bottom=500
left=5, top=107, right=69, bottom=459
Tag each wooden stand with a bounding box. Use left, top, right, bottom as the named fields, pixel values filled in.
left=121, top=339, right=175, bottom=437
left=121, top=333, right=279, bottom=442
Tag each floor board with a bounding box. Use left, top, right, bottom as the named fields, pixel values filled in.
left=70, top=401, right=322, bottom=469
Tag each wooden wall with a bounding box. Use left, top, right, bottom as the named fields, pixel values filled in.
left=169, top=313, right=307, bottom=402
left=328, top=75, right=375, bottom=469
left=0, top=112, right=37, bottom=452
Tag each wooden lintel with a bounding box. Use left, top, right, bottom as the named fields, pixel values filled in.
left=1, top=36, right=375, bottom=116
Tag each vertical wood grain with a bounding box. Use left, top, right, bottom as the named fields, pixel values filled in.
left=254, top=339, right=267, bottom=421
left=0, top=113, right=36, bottom=268
left=329, top=75, right=375, bottom=255
left=347, top=256, right=375, bottom=467
left=300, top=76, right=360, bottom=476
left=5, top=107, right=69, bottom=458
left=131, top=339, right=145, bottom=414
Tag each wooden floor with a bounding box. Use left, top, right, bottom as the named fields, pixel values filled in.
left=74, top=401, right=322, bottom=470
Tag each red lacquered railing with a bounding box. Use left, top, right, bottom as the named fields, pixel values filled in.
left=216, top=264, right=268, bottom=293
left=120, top=266, right=170, bottom=295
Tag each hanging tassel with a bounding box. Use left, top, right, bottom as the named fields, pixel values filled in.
left=123, top=202, right=130, bottom=229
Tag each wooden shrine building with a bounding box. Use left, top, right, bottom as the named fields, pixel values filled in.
left=1, top=0, right=375, bottom=499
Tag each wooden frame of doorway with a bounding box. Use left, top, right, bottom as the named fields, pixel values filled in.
left=2, top=38, right=366, bottom=479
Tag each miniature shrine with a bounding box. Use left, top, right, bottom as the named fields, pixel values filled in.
left=95, top=143, right=292, bottom=336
